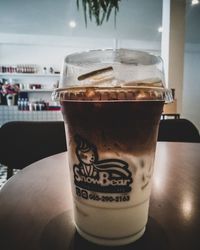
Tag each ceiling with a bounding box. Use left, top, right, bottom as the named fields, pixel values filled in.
left=0, top=0, right=199, bottom=43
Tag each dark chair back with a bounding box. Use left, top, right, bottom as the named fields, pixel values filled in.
left=0, top=121, right=67, bottom=179
left=158, top=118, right=200, bottom=143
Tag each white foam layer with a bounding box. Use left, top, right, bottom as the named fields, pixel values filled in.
left=74, top=199, right=149, bottom=245
left=68, top=150, right=155, bottom=245
left=76, top=225, right=145, bottom=246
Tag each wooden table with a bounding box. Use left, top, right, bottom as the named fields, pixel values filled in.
left=0, top=142, right=200, bottom=250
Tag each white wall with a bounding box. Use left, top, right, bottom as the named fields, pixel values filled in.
left=0, top=34, right=113, bottom=69
left=182, top=44, right=200, bottom=131
left=0, top=33, right=161, bottom=66
left=0, top=34, right=115, bottom=104
left=0, top=33, right=160, bottom=104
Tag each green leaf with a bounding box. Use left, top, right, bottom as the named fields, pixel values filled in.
left=100, top=0, right=107, bottom=12
left=77, top=0, right=121, bottom=26
left=88, top=0, right=93, bottom=21
left=106, top=2, right=113, bottom=22
left=100, top=8, right=107, bottom=25
left=82, top=0, right=88, bottom=27
left=76, top=0, right=80, bottom=10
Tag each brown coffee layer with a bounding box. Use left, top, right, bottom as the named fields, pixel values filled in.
left=61, top=98, right=164, bottom=155
left=57, top=86, right=166, bottom=102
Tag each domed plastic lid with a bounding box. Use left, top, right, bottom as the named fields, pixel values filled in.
left=52, top=49, right=173, bottom=103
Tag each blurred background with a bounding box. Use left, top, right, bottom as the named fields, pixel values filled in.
left=0, top=0, right=199, bottom=130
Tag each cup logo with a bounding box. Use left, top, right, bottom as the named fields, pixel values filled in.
left=73, top=135, right=133, bottom=193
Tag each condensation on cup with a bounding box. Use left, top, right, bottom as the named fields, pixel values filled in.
left=52, top=49, right=173, bottom=246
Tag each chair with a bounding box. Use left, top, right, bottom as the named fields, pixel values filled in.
left=0, top=121, right=67, bottom=179
left=158, top=118, right=200, bottom=143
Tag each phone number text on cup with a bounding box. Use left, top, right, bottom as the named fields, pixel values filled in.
left=76, top=187, right=130, bottom=202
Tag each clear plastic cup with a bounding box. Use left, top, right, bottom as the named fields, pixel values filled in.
left=53, top=49, right=172, bottom=246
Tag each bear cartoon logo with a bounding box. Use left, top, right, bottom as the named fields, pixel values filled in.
left=73, top=135, right=133, bottom=193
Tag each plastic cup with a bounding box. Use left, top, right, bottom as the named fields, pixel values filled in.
left=53, top=49, right=172, bottom=246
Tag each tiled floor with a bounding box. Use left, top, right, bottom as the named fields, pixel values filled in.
left=0, top=165, right=19, bottom=189
left=0, top=165, right=8, bottom=188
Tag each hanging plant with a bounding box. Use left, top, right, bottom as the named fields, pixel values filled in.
left=76, top=0, right=121, bottom=26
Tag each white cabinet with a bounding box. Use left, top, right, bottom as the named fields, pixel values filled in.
left=0, top=72, right=60, bottom=105
left=0, top=73, right=60, bottom=92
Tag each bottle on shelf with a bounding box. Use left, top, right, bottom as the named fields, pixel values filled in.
left=20, top=98, right=24, bottom=110
left=0, top=64, right=38, bottom=74
left=24, top=98, right=29, bottom=110
left=17, top=98, right=21, bottom=110
left=49, top=67, right=54, bottom=74
left=28, top=102, right=33, bottom=111
left=43, top=67, right=47, bottom=74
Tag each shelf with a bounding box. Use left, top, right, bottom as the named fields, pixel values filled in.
left=0, top=73, right=60, bottom=77
left=20, top=89, right=53, bottom=92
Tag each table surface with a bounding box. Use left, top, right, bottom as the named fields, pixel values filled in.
left=0, top=142, right=200, bottom=250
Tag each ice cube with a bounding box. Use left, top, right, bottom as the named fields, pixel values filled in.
left=77, top=66, right=123, bottom=87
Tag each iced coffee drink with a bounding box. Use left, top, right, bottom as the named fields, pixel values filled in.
left=53, top=49, right=172, bottom=246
